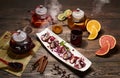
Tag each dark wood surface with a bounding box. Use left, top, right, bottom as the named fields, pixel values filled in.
left=0, top=0, right=120, bottom=78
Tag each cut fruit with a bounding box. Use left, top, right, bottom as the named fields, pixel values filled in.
left=57, top=13, right=66, bottom=21
left=88, top=33, right=98, bottom=40
left=99, top=35, right=116, bottom=49
left=64, top=9, right=72, bottom=17
left=88, top=27, right=98, bottom=40
left=96, top=41, right=110, bottom=56
left=86, top=20, right=101, bottom=33
left=84, top=18, right=90, bottom=26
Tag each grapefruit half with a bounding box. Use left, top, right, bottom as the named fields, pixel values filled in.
left=99, top=35, right=116, bottom=49
left=96, top=41, right=110, bottom=56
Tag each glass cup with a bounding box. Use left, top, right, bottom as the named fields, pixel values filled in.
left=70, top=28, right=83, bottom=47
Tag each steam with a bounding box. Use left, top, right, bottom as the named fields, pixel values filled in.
left=91, top=0, right=110, bottom=16
left=46, top=0, right=62, bottom=23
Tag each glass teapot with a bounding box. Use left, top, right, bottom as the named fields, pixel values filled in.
left=31, top=5, right=53, bottom=28
left=67, top=8, right=88, bottom=31
left=9, top=30, right=35, bottom=55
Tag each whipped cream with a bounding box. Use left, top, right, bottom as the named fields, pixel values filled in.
left=12, top=30, right=27, bottom=42
left=72, top=8, right=84, bottom=22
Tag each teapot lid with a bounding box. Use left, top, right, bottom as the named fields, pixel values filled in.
left=72, top=8, right=84, bottom=19
left=12, top=30, right=27, bottom=42
left=35, top=5, right=47, bottom=15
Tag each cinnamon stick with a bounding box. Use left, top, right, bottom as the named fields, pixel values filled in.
left=37, top=56, right=46, bottom=72
left=37, top=56, right=48, bottom=73
left=32, top=55, right=48, bottom=73
left=32, top=55, right=45, bottom=71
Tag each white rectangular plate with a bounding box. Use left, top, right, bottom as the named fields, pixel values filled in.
left=36, top=28, right=92, bottom=72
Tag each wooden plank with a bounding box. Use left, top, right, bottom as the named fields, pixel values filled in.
left=0, top=0, right=120, bottom=78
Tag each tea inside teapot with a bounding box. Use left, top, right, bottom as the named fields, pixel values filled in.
left=9, top=30, right=35, bottom=55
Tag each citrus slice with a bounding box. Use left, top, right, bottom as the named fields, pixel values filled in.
left=86, top=20, right=101, bottom=33
left=88, top=27, right=98, bottom=40
left=96, top=41, right=110, bottom=56
left=64, top=9, right=72, bottom=17
left=57, top=13, right=66, bottom=21
left=84, top=18, right=90, bottom=26
left=99, top=35, right=116, bottom=49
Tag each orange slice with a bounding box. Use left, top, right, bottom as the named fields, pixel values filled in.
left=88, top=27, right=98, bottom=40
left=84, top=18, right=90, bottom=26
left=86, top=20, right=101, bottom=33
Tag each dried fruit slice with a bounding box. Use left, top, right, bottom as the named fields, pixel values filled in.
left=57, top=13, right=66, bottom=21
left=96, top=41, right=110, bottom=56
left=88, top=27, right=98, bottom=40
left=64, top=9, right=72, bottom=17
left=99, top=35, right=116, bottom=49
left=86, top=20, right=101, bottom=33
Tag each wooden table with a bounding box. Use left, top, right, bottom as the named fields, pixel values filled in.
left=0, top=0, right=120, bottom=78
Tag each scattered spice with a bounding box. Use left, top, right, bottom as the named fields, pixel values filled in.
left=50, top=64, right=74, bottom=78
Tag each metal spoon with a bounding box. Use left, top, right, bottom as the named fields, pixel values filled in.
left=0, top=58, right=23, bottom=71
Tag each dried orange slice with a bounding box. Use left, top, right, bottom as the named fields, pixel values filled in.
left=86, top=20, right=101, bottom=33
left=88, top=27, right=98, bottom=40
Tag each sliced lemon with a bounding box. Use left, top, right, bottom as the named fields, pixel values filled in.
left=64, top=9, right=72, bottom=17
left=86, top=20, right=101, bottom=33
left=57, top=13, right=66, bottom=21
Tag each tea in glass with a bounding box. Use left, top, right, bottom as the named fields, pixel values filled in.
left=70, top=28, right=83, bottom=47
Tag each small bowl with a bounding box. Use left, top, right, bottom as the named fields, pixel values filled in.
left=52, top=25, right=63, bottom=34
